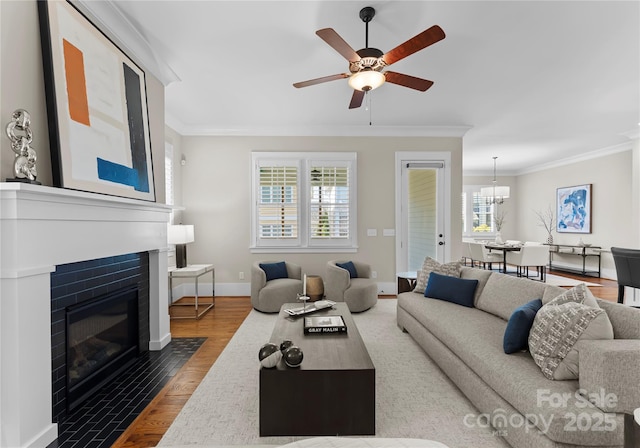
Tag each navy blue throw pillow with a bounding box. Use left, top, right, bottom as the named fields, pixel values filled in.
left=336, top=261, right=358, bottom=278
left=503, top=299, right=543, bottom=354
left=259, top=262, right=288, bottom=282
left=424, top=272, right=478, bottom=307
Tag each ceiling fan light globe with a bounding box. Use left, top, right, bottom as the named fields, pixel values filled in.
left=348, top=70, right=385, bottom=92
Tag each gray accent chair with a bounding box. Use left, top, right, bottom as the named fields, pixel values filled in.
left=325, top=260, right=377, bottom=312
left=251, top=261, right=303, bottom=313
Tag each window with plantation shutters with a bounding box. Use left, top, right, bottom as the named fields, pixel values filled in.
left=251, top=152, right=357, bottom=252
left=310, top=165, right=349, bottom=239
left=462, top=185, right=497, bottom=236
left=258, top=166, right=298, bottom=239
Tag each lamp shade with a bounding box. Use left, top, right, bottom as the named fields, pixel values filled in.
left=480, top=186, right=510, bottom=199
left=348, top=70, right=385, bottom=91
left=168, top=224, right=194, bottom=245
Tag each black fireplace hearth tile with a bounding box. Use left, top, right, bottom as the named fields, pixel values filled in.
left=46, top=337, right=206, bottom=448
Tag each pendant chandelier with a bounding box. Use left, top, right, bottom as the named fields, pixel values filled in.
left=480, top=156, right=510, bottom=205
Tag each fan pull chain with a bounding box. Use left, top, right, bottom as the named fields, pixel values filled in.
left=367, top=91, right=372, bottom=125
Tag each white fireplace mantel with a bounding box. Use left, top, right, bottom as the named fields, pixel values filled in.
left=0, top=183, right=173, bottom=448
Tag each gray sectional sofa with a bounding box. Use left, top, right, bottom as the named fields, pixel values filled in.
left=397, top=267, right=640, bottom=448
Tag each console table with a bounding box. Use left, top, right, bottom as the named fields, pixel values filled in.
left=546, top=244, right=602, bottom=278
left=168, top=264, right=215, bottom=319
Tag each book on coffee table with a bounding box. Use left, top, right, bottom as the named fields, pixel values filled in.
left=284, top=300, right=336, bottom=317
left=304, top=315, right=347, bottom=334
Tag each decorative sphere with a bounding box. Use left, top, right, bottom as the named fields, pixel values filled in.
left=280, top=339, right=294, bottom=353
left=283, top=346, right=304, bottom=368
left=258, top=343, right=282, bottom=368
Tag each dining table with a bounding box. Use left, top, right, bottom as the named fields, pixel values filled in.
left=484, top=243, right=522, bottom=273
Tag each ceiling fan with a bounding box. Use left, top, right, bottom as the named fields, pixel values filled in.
left=293, top=6, right=445, bottom=109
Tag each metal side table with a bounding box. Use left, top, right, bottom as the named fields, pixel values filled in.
left=169, top=264, right=215, bottom=319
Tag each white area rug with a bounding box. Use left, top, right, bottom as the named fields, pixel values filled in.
left=544, top=273, right=601, bottom=287
left=159, top=300, right=510, bottom=448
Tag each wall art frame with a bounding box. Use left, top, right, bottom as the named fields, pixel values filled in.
left=556, top=184, right=592, bottom=234
left=38, top=0, right=156, bottom=201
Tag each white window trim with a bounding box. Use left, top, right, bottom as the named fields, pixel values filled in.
left=251, top=152, right=358, bottom=253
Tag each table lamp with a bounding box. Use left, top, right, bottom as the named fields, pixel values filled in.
left=168, top=224, right=194, bottom=268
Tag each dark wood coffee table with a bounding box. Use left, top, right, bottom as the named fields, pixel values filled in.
left=259, top=302, right=375, bottom=436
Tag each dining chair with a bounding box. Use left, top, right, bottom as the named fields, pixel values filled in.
left=505, top=245, right=550, bottom=281
left=469, top=242, right=503, bottom=271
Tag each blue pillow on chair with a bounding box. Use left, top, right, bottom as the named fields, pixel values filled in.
left=259, top=262, right=288, bottom=282
left=503, top=299, right=543, bottom=354
left=424, top=272, right=478, bottom=307
left=336, top=261, right=358, bottom=278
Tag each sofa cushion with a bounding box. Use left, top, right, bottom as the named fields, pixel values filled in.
left=413, top=257, right=462, bottom=294
left=503, top=299, right=543, bottom=354
left=397, top=292, right=619, bottom=446
left=259, top=261, right=288, bottom=281
left=424, top=272, right=477, bottom=308
left=597, top=299, right=640, bottom=339
left=475, top=271, right=548, bottom=321
left=460, top=267, right=492, bottom=305
left=529, top=285, right=614, bottom=380
left=336, top=261, right=358, bottom=278
left=541, top=284, right=566, bottom=304
left=544, top=283, right=599, bottom=308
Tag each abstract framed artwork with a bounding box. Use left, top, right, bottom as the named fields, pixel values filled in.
left=556, top=184, right=592, bottom=234
left=38, top=0, right=155, bottom=201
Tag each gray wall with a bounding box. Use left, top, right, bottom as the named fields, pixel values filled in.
left=178, top=135, right=463, bottom=294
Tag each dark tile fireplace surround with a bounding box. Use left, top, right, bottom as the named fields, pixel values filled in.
left=50, top=252, right=150, bottom=423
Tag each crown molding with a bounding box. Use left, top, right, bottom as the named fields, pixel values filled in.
left=621, top=127, right=640, bottom=140
left=164, top=115, right=471, bottom=138
left=73, top=0, right=180, bottom=86
left=515, top=141, right=633, bottom=176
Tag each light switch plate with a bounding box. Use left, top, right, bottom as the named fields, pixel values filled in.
left=383, top=229, right=395, bottom=237
left=367, top=229, right=377, bottom=237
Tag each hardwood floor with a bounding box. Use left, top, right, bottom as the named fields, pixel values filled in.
left=112, top=272, right=619, bottom=447
left=112, top=296, right=253, bottom=448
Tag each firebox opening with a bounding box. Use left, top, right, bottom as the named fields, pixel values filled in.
left=66, top=286, right=140, bottom=411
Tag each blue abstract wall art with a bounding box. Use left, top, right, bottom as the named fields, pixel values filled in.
left=557, top=184, right=591, bottom=234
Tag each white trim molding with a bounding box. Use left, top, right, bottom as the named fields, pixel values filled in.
left=0, top=183, right=172, bottom=448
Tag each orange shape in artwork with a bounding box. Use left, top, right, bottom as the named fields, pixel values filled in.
left=63, top=39, right=91, bottom=126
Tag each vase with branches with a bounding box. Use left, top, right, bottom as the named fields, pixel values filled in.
left=534, top=206, right=555, bottom=244
left=493, top=210, right=506, bottom=232
left=493, top=209, right=506, bottom=244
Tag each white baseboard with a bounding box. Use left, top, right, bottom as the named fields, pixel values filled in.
left=377, top=282, right=396, bottom=295
left=149, top=332, right=172, bottom=351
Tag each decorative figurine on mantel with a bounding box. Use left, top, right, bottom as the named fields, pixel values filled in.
left=5, top=109, right=40, bottom=184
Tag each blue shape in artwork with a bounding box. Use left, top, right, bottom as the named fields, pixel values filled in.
left=97, top=158, right=143, bottom=190
left=558, top=189, right=587, bottom=230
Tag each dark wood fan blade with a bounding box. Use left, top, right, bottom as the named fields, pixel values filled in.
left=293, top=73, right=349, bottom=88
left=382, top=25, right=445, bottom=66
left=384, top=71, right=434, bottom=91
left=349, top=90, right=365, bottom=109
left=316, top=28, right=361, bottom=62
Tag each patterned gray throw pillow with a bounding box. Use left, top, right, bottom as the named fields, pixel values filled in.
left=413, top=257, right=462, bottom=294
left=528, top=285, right=613, bottom=380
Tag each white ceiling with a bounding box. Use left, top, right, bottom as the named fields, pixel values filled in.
left=102, top=1, right=639, bottom=175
